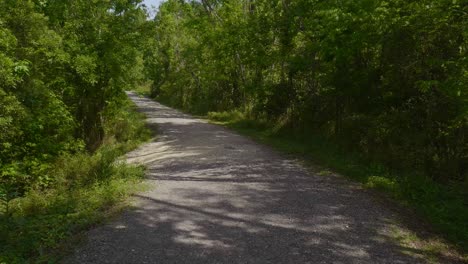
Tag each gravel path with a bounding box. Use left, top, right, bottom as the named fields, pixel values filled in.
left=66, top=92, right=425, bottom=263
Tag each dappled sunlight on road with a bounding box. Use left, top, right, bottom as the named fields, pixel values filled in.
left=68, top=92, right=427, bottom=264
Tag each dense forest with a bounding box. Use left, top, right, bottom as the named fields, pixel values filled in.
left=147, top=0, right=467, bottom=183
left=1, top=0, right=467, bottom=262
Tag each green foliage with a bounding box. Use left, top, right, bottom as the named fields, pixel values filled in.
left=207, top=110, right=246, bottom=123
left=103, top=95, right=152, bottom=151
left=0, top=96, right=151, bottom=263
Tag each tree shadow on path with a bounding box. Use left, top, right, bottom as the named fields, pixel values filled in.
left=67, top=93, right=434, bottom=264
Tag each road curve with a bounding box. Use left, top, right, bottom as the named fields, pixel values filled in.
left=66, top=92, right=424, bottom=264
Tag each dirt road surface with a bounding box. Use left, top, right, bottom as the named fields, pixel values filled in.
left=66, top=92, right=425, bottom=263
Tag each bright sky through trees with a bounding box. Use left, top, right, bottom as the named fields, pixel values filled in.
left=143, top=0, right=164, bottom=9
left=143, top=0, right=164, bottom=17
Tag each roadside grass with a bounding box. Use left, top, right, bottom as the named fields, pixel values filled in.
left=0, top=95, right=152, bottom=263
left=207, top=110, right=468, bottom=262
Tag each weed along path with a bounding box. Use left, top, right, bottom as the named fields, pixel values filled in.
left=67, top=92, right=425, bottom=263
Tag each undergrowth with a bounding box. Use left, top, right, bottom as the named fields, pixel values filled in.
left=0, top=95, right=151, bottom=263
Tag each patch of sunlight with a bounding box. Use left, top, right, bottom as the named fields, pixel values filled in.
left=147, top=117, right=203, bottom=125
